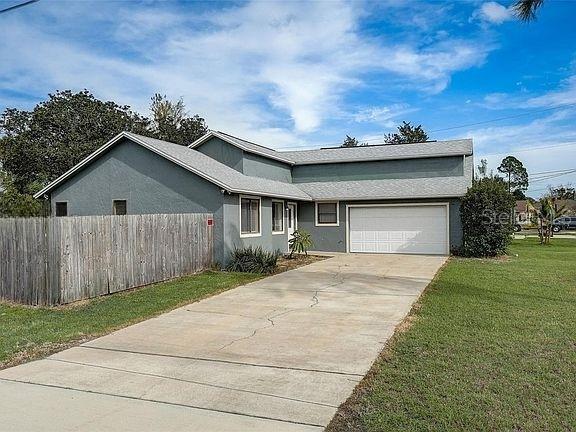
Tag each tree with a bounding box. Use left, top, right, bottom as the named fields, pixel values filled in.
left=513, top=0, right=544, bottom=21
left=512, top=189, right=527, bottom=200
left=384, top=121, right=429, bottom=145
left=0, top=90, right=150, bottom=193
left=476, top=159, right=489, bottom=179
left=150, top=94, right=208, bottom=146
left=0, top=172, right=44, bottom=217
left=341, top=135, right=367, bottom=148
left=341, top=135, right=359, bottom=147
left=459, top=177, right=516, bottom=257
left=529, top=196, right=567, bottom=244
left=548, top=184, right=575, bottom=200
left=497, top=156, right=529, bottom=195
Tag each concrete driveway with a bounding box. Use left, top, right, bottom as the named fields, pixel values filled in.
left=0, top=253, right=446, bottom=431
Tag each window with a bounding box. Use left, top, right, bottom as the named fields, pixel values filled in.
left=315, top=202, right=339, bottom=226
left=240, top=196, right=261, bottom=236
left=55, top=202, right=68, bottom=217
left=113, top=200, right=127, bottom=215
left=272, top=201, right=284, bottom=234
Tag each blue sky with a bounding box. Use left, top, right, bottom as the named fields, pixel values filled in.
left=1, top=0, right=576, bottom=196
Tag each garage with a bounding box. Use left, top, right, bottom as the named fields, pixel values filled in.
left=348, top=204, right=449, bottom=255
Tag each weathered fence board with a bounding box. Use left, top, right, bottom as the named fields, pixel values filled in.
left=0, top=213, right=213, bottom=306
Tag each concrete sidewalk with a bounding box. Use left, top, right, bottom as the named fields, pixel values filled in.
left=0, top=253, right=446, bottom=431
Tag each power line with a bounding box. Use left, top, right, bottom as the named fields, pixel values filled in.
left=530, top=170, right=576, bottom=183
left=0, top=0, right=39, bottom=14
left=275, top=103, right=576, bottom=151
left=429, top=102, right=576, bottom=133
left=479, top=141, right=576, bottom=157
left=529, top=168, right=576, bottom=175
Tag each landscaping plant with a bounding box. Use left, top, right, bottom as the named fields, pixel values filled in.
left=226, top=246, right=280, bottom=274
left=459, top=176, right=516, bottom=257
left=528, top=196, right=567, bottom=244
left=288, top=229, right=313, bottom=257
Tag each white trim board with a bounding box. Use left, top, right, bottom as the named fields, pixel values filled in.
left=239, top=195, right=262, bottom=238
left=271, top=199, right=285, bottom=235
left=315, top=201, right=340, bottom=227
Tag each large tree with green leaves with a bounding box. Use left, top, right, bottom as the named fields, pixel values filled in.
left=0, top=90, right=150, bottom=194
left=0, top=90, right=210, bottom=199
left=0, top=172, right=45, bottom=217
left=150, top=94, right=208, bottom=146
left=497, top=156, right=529, bottom=196
left=384, top=121, right=429, bottom=145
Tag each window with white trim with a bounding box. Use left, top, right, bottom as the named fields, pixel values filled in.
left=241, top=197, right=260, bottom=235
left=272, top=201, right=284, bottom=233
left=316, top=202, right=338, bottom=225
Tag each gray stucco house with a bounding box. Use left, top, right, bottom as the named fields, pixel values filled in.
left=35, top=131, right=473, bottom=264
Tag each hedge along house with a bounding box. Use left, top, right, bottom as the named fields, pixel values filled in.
left=35, top=131, right=473, bottom=264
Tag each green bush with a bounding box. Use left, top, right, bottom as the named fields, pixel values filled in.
left=459, top=177, right=516, bottom=257
left=0, top=173, right=44, bottom=217
left=226, top=246, right=280, bottom=274
left=289, top=229, right=313, bottom=257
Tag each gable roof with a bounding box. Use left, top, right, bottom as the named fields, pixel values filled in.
left=35, top=131, right=472, bottom=202
left=189, top=131, right=295, bottom=164
left=33, top=132, right=311, bottom=201
left=190, top=131, right=472, bottom=166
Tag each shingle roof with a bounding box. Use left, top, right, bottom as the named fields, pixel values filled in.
left=296, top=176, right=470, bottom=201
left=123, top=133, right=311, bottom=200
left=282, top=139, right=473, bottom=165
left=190, top=131, right=295, bottom=164
left=190, top=131, right=472, bottom=165
left=35, top=132, right=472, bottom=201
left=34, top=132, right=311, bottom=201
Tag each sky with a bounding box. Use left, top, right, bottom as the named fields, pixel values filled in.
left=1, top=0, right=576, bottom=197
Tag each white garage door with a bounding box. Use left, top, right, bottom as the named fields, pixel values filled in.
left=348, top=205, right=448, bottom=255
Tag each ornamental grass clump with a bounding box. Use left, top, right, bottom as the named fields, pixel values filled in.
left=226, top=246, right=280, bottom=274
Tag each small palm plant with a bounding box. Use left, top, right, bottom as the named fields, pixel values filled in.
left=289, top=229, right=313, bottom=258
left=528, top=197, right=567, bottom=244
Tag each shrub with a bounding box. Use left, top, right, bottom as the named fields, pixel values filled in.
left=226, top=246, right=280, bottom=274
left=459, top=177, right=516, bottom=257
left=289, top=229, right=313, bottom=257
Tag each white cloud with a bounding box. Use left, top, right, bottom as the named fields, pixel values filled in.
left=0, top=0, right=494, bottom=146
left=476, top=2, right=513, bottom=25
left=527, top=75, right=576, bottom=107
left=448, top=111, right=576, bottom=195
left=352, top=104, right=416, bottom=128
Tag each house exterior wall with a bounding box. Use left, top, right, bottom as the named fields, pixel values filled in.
left=195, top=137, right=292, bottom=182
left=195, top=137, right=244, bottom=172
left=49, top=138, right=227, bottom=264
left=242, top=152, right=292, bottom=183
left=291, top=156, right=463, bottom=183
left=297, top=198, right=463, bottom=253
left=222, top=194, right=289, bottom=264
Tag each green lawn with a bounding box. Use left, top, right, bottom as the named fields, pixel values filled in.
left=329, top=238, right=576, bottom=431
left=0, top=271, right=261, bottom=369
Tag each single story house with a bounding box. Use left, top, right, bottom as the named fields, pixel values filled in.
left=515, top=200, right=537, bottom=225
left=35, top=131, right=473, bottom=264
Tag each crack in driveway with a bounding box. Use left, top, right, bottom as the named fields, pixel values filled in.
left=218, top=290, right=322, bottom=351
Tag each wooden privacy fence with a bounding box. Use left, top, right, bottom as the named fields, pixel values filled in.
left=0, top=213, right=213, bottom=306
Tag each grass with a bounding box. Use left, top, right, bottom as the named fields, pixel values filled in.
left=329, top=238, right=576, bottom=431
left=0, top=271, right=261, bottom=369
